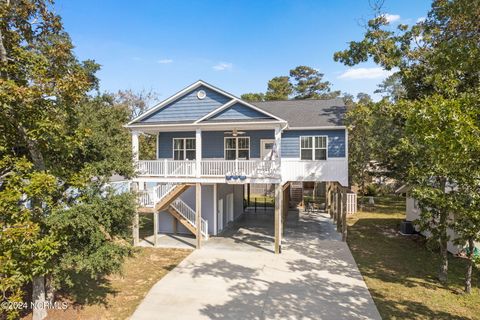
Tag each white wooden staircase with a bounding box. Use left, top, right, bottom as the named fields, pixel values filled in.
left=137, top=183, right=208, bottom=239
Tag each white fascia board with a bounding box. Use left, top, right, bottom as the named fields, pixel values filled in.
left=127, top=79, right=287, bottom=126
left=193, top=99, right=237, bottom=123
left=195, top=98, right=287, bottom=124
left=126, top=120, right=285, bottom=132
left=193, top=81, right=287, bottom=122
left=287, top=126, right=347, bottom=130
left=127, top=80, right=204, bottom=125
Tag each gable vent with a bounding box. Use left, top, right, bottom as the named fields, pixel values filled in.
left=197, top=90, right=206, bottom=100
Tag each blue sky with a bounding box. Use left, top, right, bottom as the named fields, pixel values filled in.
left=56, top=0, right=431, bottom=101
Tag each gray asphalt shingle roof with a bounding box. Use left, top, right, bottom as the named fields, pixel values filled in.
left=253, top=98, right=346, bottom=127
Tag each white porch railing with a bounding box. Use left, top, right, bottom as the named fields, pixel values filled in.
left=136, top=160, right=196, bottom=177
left=138, top=190, right=154, bottom=207
left=138, top=183, right=177, bottom=207
left=201, top=159, right=277, bottom=177
left=171, top=198, right=208, bottom=239
left=135, top=159, right=278, bottom=178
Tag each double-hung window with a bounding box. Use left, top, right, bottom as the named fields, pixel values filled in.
left=173, top=138, right=196, bottom=160
left=300, top=136, right=327, bottom=160
left=225, top=137, right=250, bottom=160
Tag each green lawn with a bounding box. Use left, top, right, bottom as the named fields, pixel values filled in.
left=348, top=196, right=480, bottom=319
left=23, top=247, right=191, bottom=320
left=245, top=194, right=275, bottom=207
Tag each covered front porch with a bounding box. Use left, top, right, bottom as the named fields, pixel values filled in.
left=135, top=159, right=279, bottom=181
left=130, top=121, right=284, bottom=182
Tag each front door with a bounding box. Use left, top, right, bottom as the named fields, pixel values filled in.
left=260, top=139, right=275, bottom=160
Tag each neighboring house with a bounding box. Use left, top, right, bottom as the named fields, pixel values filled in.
left=125, top=80, right=349, bottom=253
left=396, top=185, right=479, bottom=254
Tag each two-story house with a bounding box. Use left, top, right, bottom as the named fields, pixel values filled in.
left=125, top=80, right=348, bottom=254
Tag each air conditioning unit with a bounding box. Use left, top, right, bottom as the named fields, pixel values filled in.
left=400, top=220, right=415, bottom=234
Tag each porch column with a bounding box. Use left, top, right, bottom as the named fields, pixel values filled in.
left=196, top=128, right=202, bottom=178
left=336, top=185, right=342, bottom=232
left=156, top=132, right=159, bottom=159
left=327, top=182, right=332, bottom=219
left=274, top=183, right=283, bottom=254
left=196, top=183, right=202, bottom=249
left=131, top=182, right=140, bottom=246
left=153, top=212, right=159, bottom=246
left=213, top=183, right=218, bottom=236
left=274, top=126, right=282, bottom=167
left=133, top=212, right=140, bottom=246
left=342, top=186, right=348, bottom=241
left=132, top=131, right=139, bottom=162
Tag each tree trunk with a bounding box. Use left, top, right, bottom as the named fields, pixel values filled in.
left=0, top=21, right=11, bottom=80
left=32, top=276, right=47, bottom=320
left=45, top=275, right=55, bottom=304
left=465, top=238, right=474, bottom=294
left=17, top=125, right=46, bottom=171
left=438, top=238, right=448, bottom=284
left=437, top=178, right=449, bottom=284
left=18, top=125, right=49, bottom=316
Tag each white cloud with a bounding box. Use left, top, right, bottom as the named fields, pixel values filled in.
left=338, top=67, right=395, bottom=80
left=383, top=13, right=401, bottom=23
left=416, top=16, right=426, bottom=23
left=157, top=59, right=173, bottom=64
left=213, top=62, right=233, bottom=71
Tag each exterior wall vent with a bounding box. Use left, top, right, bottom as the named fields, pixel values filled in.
left=197, top=90, right=206, bottom=100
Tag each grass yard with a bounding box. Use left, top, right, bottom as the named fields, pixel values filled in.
left=348, top=196, right=480, bottom=320
left=23, top=247, right=191, bottom=320
left=245, top=194, right=275, bottom=208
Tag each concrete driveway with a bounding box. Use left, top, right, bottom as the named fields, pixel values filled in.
left=130, top=210, right=381, bottom=320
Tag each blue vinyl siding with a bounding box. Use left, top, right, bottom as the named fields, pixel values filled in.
left=281, top=129, right=346, bottom=158
left=157, top=130, right=275, bottom=159
left=208, top=103, right=273, bottom=121
left=158, top=132, right=195, bottom=158
left=140, top=86, right=231, bottom=123
left=202, top=130, right=274, bottom=158
left=158, top=129, right=345, bottom=159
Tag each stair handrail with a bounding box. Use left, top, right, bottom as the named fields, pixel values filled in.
left=171, top=198, right=208, bottom=239
left=153, top=183, right=177, bottom=204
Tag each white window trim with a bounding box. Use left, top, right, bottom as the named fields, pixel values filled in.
left=224, top=136, right=250, bottom=160
left=299, top=135, right=328, bottom=161
left=172, top=137, right=196, bottom=160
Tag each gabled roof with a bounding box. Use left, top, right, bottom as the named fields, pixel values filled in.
left=195, top=99, right=280, bottom=123
left=126, top=81, right=346, bottom=129
left=254, top=98, right=346, bottom=128
left=126, top=80, right=285, bottom=127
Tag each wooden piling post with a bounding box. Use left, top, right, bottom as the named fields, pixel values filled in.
left=274, top=183, right=283, bottom=254
left=336, top=185, right=342, bottom=232
left=153, top=212, right=159, bottom=246
left=196, top=183, right=202, bottom=249
left=342, top=187, right=348, bottom=241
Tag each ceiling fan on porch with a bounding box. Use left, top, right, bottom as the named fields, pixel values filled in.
left=224, top=128, right=246, bottom=137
